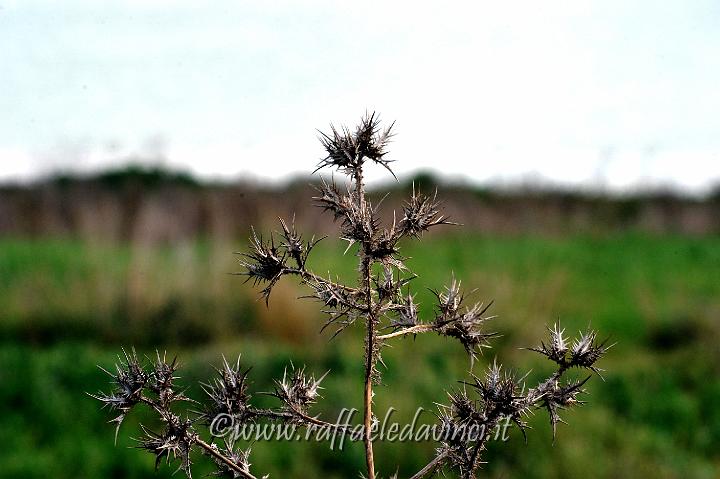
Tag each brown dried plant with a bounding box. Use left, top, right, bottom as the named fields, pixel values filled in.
left=93, top=113, right=610, bottom=479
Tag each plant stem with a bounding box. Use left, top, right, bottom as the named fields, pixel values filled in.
left=196, top=438, right=258, bottom=479
left=355, top=166, right=377, bottom=479
left=362, top=256, right=377, bottom=479
left=409, top=451, right=449, bottom=479
left=377, top=324, right=433, bottom=340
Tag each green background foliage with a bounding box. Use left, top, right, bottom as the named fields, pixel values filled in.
left=1, top=233, right=718, bottom=478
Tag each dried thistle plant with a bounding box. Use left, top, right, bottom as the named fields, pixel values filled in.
left=93, top=113, right=610, bottom=479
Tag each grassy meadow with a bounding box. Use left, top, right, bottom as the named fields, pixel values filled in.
left=1, top=233, right=719, bottom=478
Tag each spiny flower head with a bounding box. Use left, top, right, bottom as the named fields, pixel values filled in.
left=529, top=323, right=611, bottom=375
left=202, top=356, right=253, bottom=423
left=528, top=323, right=569, bottom=365
left=432, top=278, right=464, bottom=318
left=316, top=112, right=395, bottom=179
left=313, top=177, right=375, bottom=246
left=369, top=227, right=401, bottom=265
left=390, top=292, right=419, bottom=329
left=570, top=329, right=611, bottom=374
left=272, top=366, right=329, bottom=417
left=375, top=266, right=396, bottom=302
left=149, top=351, right=185, bottom=407
left=311, top=281, right=348, bottom=309
left=446, top=388, right=484, bottom=425
left=465, top=361, right=532, bottom=438
left=400, top=186, right=453, bottom=238
left=238, top=228, right=287, bottom=303
left=138, top=416, right=196, bottom=477
left=91, top=348, right=147, bottom=439
left=469, top=360, right=521, bottom=410
left=432, top=280, right=498, bottom=360
left=279, top=216, right=321, bottom=269
left=313, top=177, right=354, bottom=223
left=534, top=376, right=590, bottom=438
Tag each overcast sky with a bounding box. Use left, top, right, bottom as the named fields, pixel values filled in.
left=1, top=0, right=719, bottom=192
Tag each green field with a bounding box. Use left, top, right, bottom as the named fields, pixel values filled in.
left=1, top=234, right=719, bottom=478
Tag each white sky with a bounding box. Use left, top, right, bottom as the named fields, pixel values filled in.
left=1, top=0, right=719, bottom=192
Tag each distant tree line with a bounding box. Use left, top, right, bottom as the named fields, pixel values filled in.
left=0, top=165, right=718, bottom=244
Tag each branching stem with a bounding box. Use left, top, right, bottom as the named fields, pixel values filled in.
left=378, top=324, right=434, bottom=340
left=196, top=438, right=258, bottom=479
left=409, top=450, right=450, bottom=479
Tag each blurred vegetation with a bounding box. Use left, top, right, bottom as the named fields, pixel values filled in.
left=2, top=167, right=718, bottom=245
left=1, top=233, right=719, bottom=478
left=50, top=164, right=202, bottom=190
